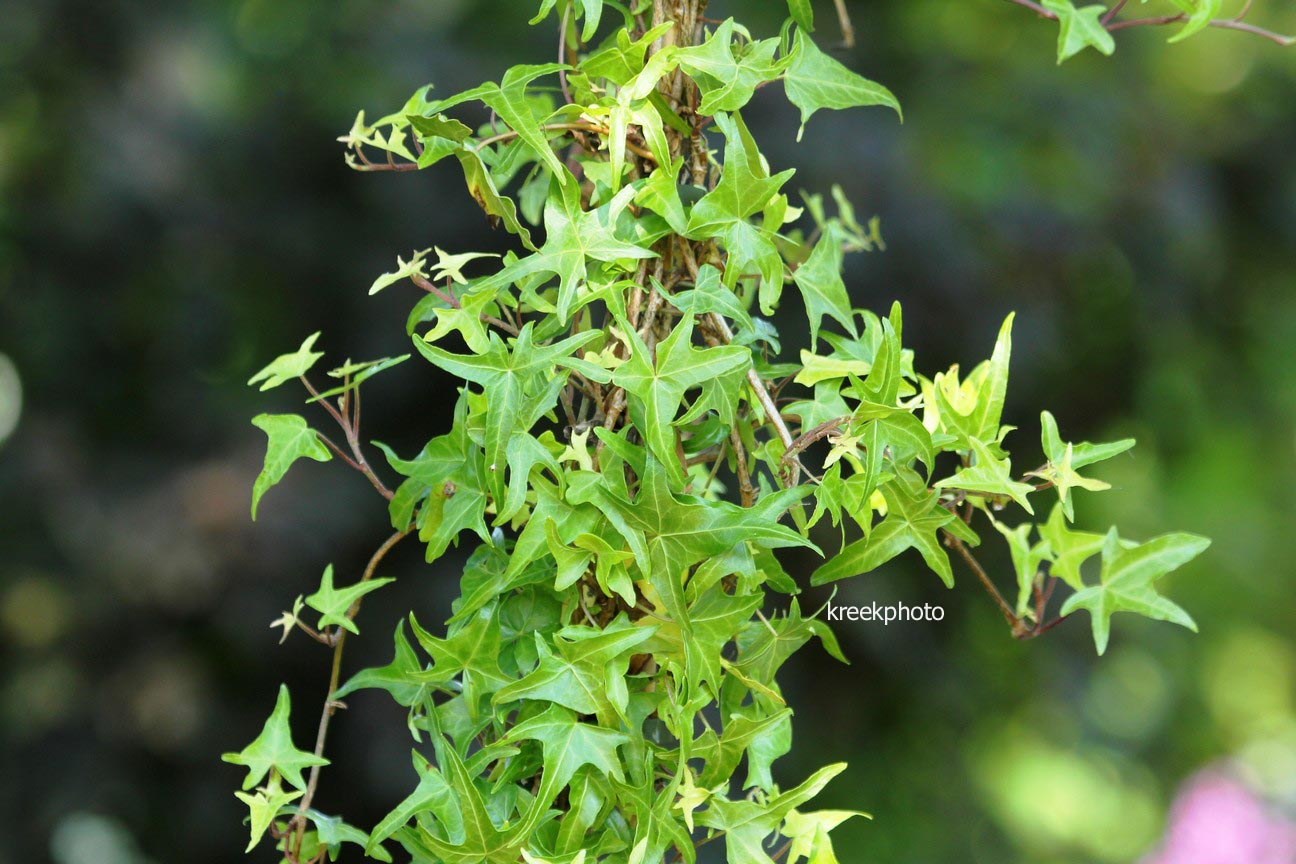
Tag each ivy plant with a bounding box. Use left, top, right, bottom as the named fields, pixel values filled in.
left=226, top=1, right=1290, bottom=861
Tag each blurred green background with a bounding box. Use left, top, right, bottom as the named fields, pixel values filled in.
left=2, top=1, right=1294, bottom=862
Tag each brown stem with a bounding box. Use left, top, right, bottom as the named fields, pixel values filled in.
left=1031, top=613, right=1072, bottom=637
left=730, top=428, right=755, bottom=507
left=946, top=531, right=1029, bottom=637
left=1005, top=0, right=1055, bottom=19
left=1006, top=0, right=1296, bottom=45
left=676, top=237, right=798, bottom=486
left=301, top=376, right=394, bottom=501
left=291, top=527, right=412, bottom=855
left=785, top=415, right=850, bottom=461
left=558, top=5, right=573, bottom=105
left=410, top=272, right=460, bottom=309
left=294, top=619, right=333, bottom=646
left=833, top=0, right=856, bottom=48
left=350, top=145, right=418, bottom=172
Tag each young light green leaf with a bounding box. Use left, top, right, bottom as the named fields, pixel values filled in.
left=222, top=684, right=328, bottom=792
left=532, top=0, right=605, bottom=43
left=696, top=763, right=846, bottom=864
left=931, top=313, right=1014, bottom=448
left=307, top=355, right=410, bottom=403
left=247, top=332, right=324, bottom=391
left=493, top=616, right=655, bottom=723
left=813, top=466, right=971, bottom=587
left=613, top=315, right=749, bottom=486
left=582, top=22, right=676, bottom=86
left=1060, top=529, right=1210, bottom=654
left=470, top=172, right=655, bottom=323
left=786, top=0, right=814, bottom=31
left=676, top=19, right=787, bottom=114
left=1168, top=0, right=1223, bottom=43
left=250, top=414, right=332, bottom=520
left=992, top=519, right=1051, bottom=618
left=370, top=249, right=431, bottom=296
left=304, top=564, right=395, bottom=636
left=935, top=437, right=1035, bottom=514
left=234, top=777, right=302, bottom=853
left=792, top=233, right=859, bottom=347
left=784, top=28, right=901, bottom=140
left=782, top=809, right=872, bottom=864
left=1042, top=0, right=1116, bottom=62
left=1030, top=410, right=1134, bottom=520
left=1038, top=503, right=1106, bottom=589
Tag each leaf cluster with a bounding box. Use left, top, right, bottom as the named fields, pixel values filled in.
left=228, top=2, right=1231, bottom=861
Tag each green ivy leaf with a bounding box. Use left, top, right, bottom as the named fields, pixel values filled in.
left=993, top=519, right=1051, bottom=618
left=1060, top=529, right=1210, bottom=654
left=812, top=466, right=970, bottom=587
left=493, top=615, right=655, bottom=724
left=786, top=0, right=814, bottom=31
left=505, top=703, right=630, bottom=817
left=413, top=325, right=602, bottom=505
left=613, top=316, right=749, bottom=486
left=582, top=22, right=675, bottom=86
left=451, top=63, right=569, bottom=178
left=471, top=172, right=655, bottom=322
left=676, top=19, right=787, bottom=114
left=792, top=233, right=859, bottom=347
left=333, top=621, right=429, bottom=707
left=1042, top=0, right=1116, bottom=63
left=307, top=810, right=393, bottom=863
left=369, top=752, right=458, bottom=853
left=1167, top=0, right=1223, bottom=43
left=394, top=742, right=525, bottom=864
left=596, top=456, right=816, bottom=645
left=783, top=28, right=901, bottom=141
left=686, top=113, right=795, bottom=308
left=249, top=414, right=332, bottom=520
left=222, top=684, right=328, bottom=792
left=247, top=332, right=325, bottom=391
left=696, top=763, right=846, bottom=864
left=379, top=396, right=492, bottom=560
left=670, top=263, right=755, bottom=335
left=935, top=437, right=1035, bottom=514
left=411, top=606, right=514, bottom=716
left=1038, top=503, right=1106, bottom=589
left=1030, top=410, right=1134, bottom=520
left=532, top=0, right=606, bottom=43
left=731, top=598, right=847, bottom=696
left=304, top=564, right=395, bottom=636
left=234, top=776, right=302, bottom=853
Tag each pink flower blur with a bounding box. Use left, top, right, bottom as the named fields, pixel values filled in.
left=1144, top=771, right=1296, bottom=864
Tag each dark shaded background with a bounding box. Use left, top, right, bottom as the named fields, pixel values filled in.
left=2, top=1, right=1294, bottom=862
